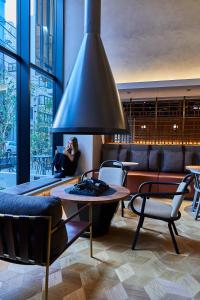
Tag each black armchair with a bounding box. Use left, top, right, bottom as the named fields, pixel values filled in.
left=129, top=173, right=194, bottom=254
left=0, top=192, right=92, bottom=300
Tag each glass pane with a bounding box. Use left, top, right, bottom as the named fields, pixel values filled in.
left=30, top=69, right=53, bottom=179
left=31, top=0, right=54, bottom=73
left=0, top=52, right=17, bottom=188
left=0, top=0, right=17, bottom=52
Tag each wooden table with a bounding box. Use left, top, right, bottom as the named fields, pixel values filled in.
left=113, top=161, right=138, bottom=168
left=51, top=184, right=130, bottom=236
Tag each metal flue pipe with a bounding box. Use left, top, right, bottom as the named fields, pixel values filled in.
left=52, top=0, right=127, bottom=134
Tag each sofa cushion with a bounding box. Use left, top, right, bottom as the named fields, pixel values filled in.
left=161, top=150, right=183, bottom=173
left=184, top=151, right=195, bottom=168
left=0, top=192, right=62, bottom=228
left=118, top=149, right=128, bottom=161
left=149, top=150, right=160, bottom=171
left=102, top=148, right=118, bottom=161
left=195, top=152, right=200, bottom=164
left=129, top=150, right=148, bottom=171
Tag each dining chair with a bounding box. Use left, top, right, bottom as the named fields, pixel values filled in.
left=129, top=173, right=194, bottom=254
left=80, top=160, right=127, bottom=234
left=81, top=160, right=127, bottom=185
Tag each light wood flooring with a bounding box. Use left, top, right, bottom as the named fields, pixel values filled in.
left=0, top=200, right=199, bottom=300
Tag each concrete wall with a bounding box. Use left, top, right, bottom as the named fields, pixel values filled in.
left=63, top=135, right=103, bottom=174
left=64, top=0, right=84, bottom=85
left=65, top=0, right=200, bottom=84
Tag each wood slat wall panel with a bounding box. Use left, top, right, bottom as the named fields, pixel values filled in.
left=109, top=97, right=200, bottom=145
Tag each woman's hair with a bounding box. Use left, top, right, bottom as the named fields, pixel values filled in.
left=70, top=137, right=78, bottom=153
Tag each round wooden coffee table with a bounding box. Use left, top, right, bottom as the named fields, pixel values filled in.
left=51, top=184, right=130, bottom=236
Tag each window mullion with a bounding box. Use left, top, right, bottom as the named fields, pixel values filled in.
left=53, top=0, right=64, bottom=153
left=16, top=0, right=30, bottom=183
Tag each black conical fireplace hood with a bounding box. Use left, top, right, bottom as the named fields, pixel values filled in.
left=52, top=0, right=127, bottom=134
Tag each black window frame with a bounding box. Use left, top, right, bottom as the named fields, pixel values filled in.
left=0, top=0, right=64, bottom=184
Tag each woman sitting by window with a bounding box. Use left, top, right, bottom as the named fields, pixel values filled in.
left=53, top=137, right=81, bottom=178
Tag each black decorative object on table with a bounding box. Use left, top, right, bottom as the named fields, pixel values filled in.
left=68, top=178, right=109, bottom=196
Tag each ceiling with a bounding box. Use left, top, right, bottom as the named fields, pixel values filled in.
left=101, top=0, right=200, bottom=84
left=118, top=80, right=200, bottom=100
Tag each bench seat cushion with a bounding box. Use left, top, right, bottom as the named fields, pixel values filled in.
left=0, top=192, right=62, bottom=228
left=126, top=171, right=159, bottom=193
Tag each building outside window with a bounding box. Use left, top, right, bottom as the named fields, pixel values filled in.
left=0, top=0, right=17, bottom=189
left=30, top=69, right=53, bottom=178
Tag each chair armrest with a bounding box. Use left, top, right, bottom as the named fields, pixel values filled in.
left=138, top=181, right=180, bottom=193
left=81, top=169, right=99, bottom=181
left=51, top=203, right=91, bottom=234
left=130, top=190, right=188, bottom=215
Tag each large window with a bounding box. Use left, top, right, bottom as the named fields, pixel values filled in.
left=31, top=0, right=54, bottom=73
left=0, top=0, right=17, bottom=52
left=0, top=54, right=17, bottom=188
left=0, top=0, right=63, bottom=186
left=30, top=69, right=53, bottom=178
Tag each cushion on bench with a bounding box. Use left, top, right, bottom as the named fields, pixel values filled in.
left=126, top=171, right=159, bottom=193
left=0, top=192, right=62, bottom=228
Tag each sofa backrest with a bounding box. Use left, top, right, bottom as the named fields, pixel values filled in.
left=101, top=144, right=200, bottom=173
left=156, top=145, right=184, bottom=173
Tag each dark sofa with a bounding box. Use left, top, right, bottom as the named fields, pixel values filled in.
left=101, top=144, right=200, bottom=199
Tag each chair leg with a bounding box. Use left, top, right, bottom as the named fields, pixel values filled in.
left=192, top=190, right=199, bottom=212
left=121, top=200, right=125, bottom=217
left=132, top=216, right=144, bottom=250
left=172, top=221, right=178, bottom=235
left=168, top=223, right=180, bottom=254
left=89, top=204, right=93, bottom=257
left=140, top=216, right=144, bottom=228
left=195, top=196, right=200, bottom=220
left=44, top=264, right=49, bottom=300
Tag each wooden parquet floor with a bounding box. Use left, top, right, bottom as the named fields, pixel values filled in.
left=0, top=200, right=200, bottom=300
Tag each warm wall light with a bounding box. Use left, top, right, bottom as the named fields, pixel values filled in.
left=141, top=125, right=147, bottom=129
left=193, top=104, right=200, bottom=110
left=173, top=124, right=178, bottom=130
